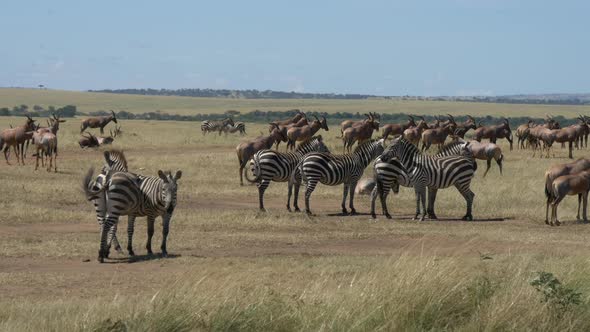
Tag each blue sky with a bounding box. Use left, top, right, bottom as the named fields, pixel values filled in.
left=1, top=0, right=589, bottom=96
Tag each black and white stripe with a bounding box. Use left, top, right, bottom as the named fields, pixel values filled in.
left=247, top=136, right=329, bottom=211
left=86, top=150, right=129, bottom=256
left=292, top=139, right=386, bottom=215
left=84, top=169, right=182, bottom=263
left=201, top=118, right=234, bottom=135
left=222, top=122, right=246, bottom=135
left=379, top=138, right=476, bottom=221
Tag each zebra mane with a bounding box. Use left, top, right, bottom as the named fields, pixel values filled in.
left=352, top=138, right=379, bottom=152
left=103, top=149, right=128, bottom=172
left=437, top=141, right=467, bottom=155
left=296, top=136, right=323, bottom=151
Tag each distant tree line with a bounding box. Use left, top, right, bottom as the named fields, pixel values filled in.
left=88, top=88, right=381, bottom=100
left=0, top=105, right=583, bottom=128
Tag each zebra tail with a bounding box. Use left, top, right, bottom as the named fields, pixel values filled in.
left=82, top=167, right=106, bottom=201
left=244, top=158, right=260, bottom=183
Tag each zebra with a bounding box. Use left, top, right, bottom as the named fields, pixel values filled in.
left=83, top=169, right=182, bottom=263
left=221, top=122, right=246, bottom=135
left=370, top=140, right=474, bottom=219
left=291, top=138, right=386, bottom=215
left=246, top=136, right=329, bottom=211
left=86, top=150, right=129, bottom=256
left=379, top=137, right=476, bottom=221
left=201, top=118, right=234, bottom=135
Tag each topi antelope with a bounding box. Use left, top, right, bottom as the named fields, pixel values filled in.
left=286, top=115, right=329, bottom=150
left=32, top=130, right=58, bottom=172
left=451, top=136, right=503, bottom=177
left=236, top=123, right=287, bottom=185
left=381, top=116, right=416, bottom=139
left=544, top=158, right=590, bottom=224
left=472, top=118, right=513, bottom=151
left=515, top=120, right=534, bottom=149
left=403, top=116, right=428, bottom=145
left=270, top=110, right=305, bottom=127
left=452, top=115, right=477, bottom=138
left=80, top=110, right=118, bottom=134
left=549, top=170, right=590, bottom=226
left=342, top=112, right=380, bottom=152
left=0, top=115, right=36, bottom=165
left=272, top=115, right=309, bottom=150
left=420, top=116, right=457, bottom=152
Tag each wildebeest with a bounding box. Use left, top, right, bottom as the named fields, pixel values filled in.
left=80, top=110, right=118, bottom=134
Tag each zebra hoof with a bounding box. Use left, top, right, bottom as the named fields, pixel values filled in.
left=349, top=209, right=357, bottom=216
left=555, top=220, right=561, bottom=226
left=461, top=215, right=473, bottom=221
left=385, top=214, right=392, bottom=219
left=544, top=219, right=550, bottom=225
left=427, top=214, right=438, bottom=220
left=341, top=208, right=348, bottom=215
left=294, top=207, right=301, bottom=212
left=371, top=213, right=377, bottom=219
left=161, top=251, right=168, bottom=257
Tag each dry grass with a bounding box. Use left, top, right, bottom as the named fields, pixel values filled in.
left=1, top=114, right=590, bottom=331
left=3, top=87, right=590, bottom=117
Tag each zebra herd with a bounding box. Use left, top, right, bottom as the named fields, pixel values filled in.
left=201, top=118, right=246, bottom=135
left=247, top=135, right=477, bottom=220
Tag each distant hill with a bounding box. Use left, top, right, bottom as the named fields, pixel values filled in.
left=89, top=88, right=590, bottom=105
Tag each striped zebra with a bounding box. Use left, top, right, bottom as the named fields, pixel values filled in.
left=379, top=137, right=476, bottom=221
left=292, top=139, right=386, bottom=215
left=201, top=118, right=234, bottom=135
left=247, top=136, right=329, bottom=211
left=86, top=150, right=129, bottom=256
left=83, top=169, right=182, bottom=263
left=221, top=122, right=246, bottom=135
left=370, top=140, right=474, bottom=219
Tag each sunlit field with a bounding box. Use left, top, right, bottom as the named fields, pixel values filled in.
left=2, top=107, right=590, bottom=330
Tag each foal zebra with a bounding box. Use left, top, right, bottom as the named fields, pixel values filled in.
left=292, top=139, right=386, bottom=215
left=86, top=150, right=129, bottom=256
left=379, top=138, right=476, bottom=221
left=201, top=118, right=234, bottom=135
left=83, top=168, right=182, bottom=263
left=247, top=136, right=329, bottom=211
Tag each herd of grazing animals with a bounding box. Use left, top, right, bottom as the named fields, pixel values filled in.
left=4, top=110, right=590, bottom=263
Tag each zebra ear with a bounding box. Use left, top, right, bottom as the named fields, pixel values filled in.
left=158, top=170, right=169, bottom=183
left=174, top=170, right=182, bottom=180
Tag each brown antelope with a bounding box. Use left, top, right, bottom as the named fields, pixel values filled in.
left=270, top=110, right=304, bottom=127
left=78, top=131, right=115, bottom=148
left=0, top=115, right=36, bottom=165
left=515, top=120, right=534, bottom=149
left=403, top=116, right=428, bottom=145
left=537, top=126, right=578, bottom=159
left=472, top=118, right=513, bottom=151
left=427, top=116, right=441, bottom=129
left=342, top=112, right=380, bottom=152
left=80, top=110, right=118, bottom=134
left=420, top=116, right=457, bottom=151
left=452, top=137, right=503, bottom=177
left=544, top=158, right=590, bottom=224
left=381, top=116, right=416, bottom=139
left=452, top=115, right=477, bottom=138
left=273, top=115, right=308, bottom=150
left=527, top=118, right=560, bottom=154
left=236, top=123, right=287, bottom=185
left=339, top=114, right=369, bottom=137
left=549, top=170, right=590, bottom=226
left=32, top=130, right=58, bottom=172
left=286, top=115, right=329, bottom=150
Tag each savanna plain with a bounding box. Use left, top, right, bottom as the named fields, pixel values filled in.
left=2, top=90, right=590, bottom=331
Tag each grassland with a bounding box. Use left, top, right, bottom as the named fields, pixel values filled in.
left=1, top=96, right=590, bottom=330
left=2, top=87, right=590, bottom=118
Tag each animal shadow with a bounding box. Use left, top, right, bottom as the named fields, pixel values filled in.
left=102, top=253, right=181, bottom=264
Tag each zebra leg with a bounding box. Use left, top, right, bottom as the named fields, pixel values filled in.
left=127, top=216, right=136, bottom=256
left=377, top=181, right=392, bottom=219
left=305, top=179, right=319, bottom=215
left=349, top=181, right=358, bottom=215
left=341, top=184, right=349, bottom=215
left=413, top=185, right=426, bottom=221
left=99, top=215, right=118, bottom=263
left=106, top=222, right=122, bottom=256
left=427, top=188, right=438, bottom=219
left=456, top=183, right=475, bottom=221
left=258, top=179, right=270, bottom=212
left=161, top=215, right=171, bottom=257
left=146, top=216, right=155, bottom=255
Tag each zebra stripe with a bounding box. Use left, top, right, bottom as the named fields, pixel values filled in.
left=379, top=138, right=476, bottom=221
left=84, top=169, right=181, bottom=263
left=201, top=118, right=234, bottom=135
left=222, top=122, right=246, bottom=135
left=292, top=139, right=386, bottom=215
left=87, top=150, right=129, bottom=256
left=248, top=136, right=329, bottom=211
